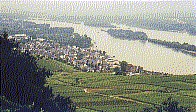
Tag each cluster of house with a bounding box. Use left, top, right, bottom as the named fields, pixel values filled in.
left=7, top=34, right=160, bottom=76
left=125, top=64, right=162, bottom=76
left=12, top=35, right=118, bottom=72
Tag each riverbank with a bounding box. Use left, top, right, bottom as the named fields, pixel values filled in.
left=26, top=18, right=196, bottom=75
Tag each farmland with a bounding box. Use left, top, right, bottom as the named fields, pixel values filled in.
left=38, top=59, right=196, bottom=112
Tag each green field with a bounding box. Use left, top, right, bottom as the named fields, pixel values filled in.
left=37, top=58, right=74, bottom=73
left=38, top=59, right=196, bottom=112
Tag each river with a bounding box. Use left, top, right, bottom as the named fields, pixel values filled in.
left=29, top=19, right=196, bottom=75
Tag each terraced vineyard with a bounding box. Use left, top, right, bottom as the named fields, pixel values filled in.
left=39, top=59, right=196, bottom=111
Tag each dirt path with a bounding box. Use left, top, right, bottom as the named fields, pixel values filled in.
left=99, top=93, right=149, bottom=105
left=83, top=88, right=152, bottom=105
left=112, top=91, right=152, bottom=97
left=53, top=77, right=154, bottom=108
left=83, top=88, right=112, bottom=93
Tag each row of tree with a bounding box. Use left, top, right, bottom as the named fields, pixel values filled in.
left=148, top=39, right=196, bottom=52
left=107, top=29, right=148, bottom=40
left=107, top=29, right=196, bottom=56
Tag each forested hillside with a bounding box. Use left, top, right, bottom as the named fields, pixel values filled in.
left=0, top=32, right=76, bottom=112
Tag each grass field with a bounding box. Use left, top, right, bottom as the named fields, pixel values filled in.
left=37, top=58, right=196, bottom=112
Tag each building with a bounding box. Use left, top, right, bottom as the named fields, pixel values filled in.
left=9, top=34, right=28, bottom=40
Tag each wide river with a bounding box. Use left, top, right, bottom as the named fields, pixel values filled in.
left=30, top=19, right=196, bottom=75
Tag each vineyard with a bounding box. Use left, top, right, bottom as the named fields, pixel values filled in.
left=39, top=59, right=196, bottom=112
left=37, top=58, right=74, bottom=73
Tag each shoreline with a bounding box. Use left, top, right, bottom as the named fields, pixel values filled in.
left=25, top=18, right=195, bottom=75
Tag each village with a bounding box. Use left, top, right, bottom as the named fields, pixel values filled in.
left=8, top=33, right=166, bottom=76
left=1, top=17, right=166, bottom=76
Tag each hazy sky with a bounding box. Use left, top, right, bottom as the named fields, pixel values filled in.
left=0, top=0, right=195, bottom=17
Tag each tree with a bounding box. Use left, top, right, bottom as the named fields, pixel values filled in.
left=120, top=61, right=128, bottom=72
left=84, top=34, right=88, bottom=38
left=113, top=67, right=120, bottom=75
left=157, top=97, right=190, bottom=112
left=0, top=32, right=76, bottom=111
left=103, top=51, right=106, bottom=56
left=142, top=107, right=155, bottom=112
left=142, top=97, right=190, bottom=112
left=113, top=67, right=122, bottom=75
left=81, top=66, right=88, bottom=72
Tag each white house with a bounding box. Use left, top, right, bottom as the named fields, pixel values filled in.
left=13, top=34, right=28, bottom=40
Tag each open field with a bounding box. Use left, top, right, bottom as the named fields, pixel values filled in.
left=38, top=59, right=196, bottom=112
